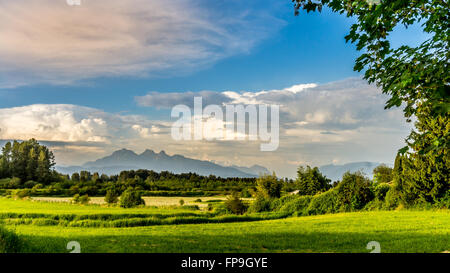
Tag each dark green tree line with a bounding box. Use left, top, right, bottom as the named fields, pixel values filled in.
left=0, top=139, right=55, bottom=183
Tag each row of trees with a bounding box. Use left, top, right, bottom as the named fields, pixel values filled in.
left=1, top=139, right=447, bottom=208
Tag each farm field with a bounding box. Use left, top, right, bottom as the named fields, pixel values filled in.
left=31, top=196, right=236, bottom=209
left=1, top=198, right=449, bottom=253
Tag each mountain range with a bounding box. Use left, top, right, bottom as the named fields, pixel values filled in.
left=56, top=149, right=270, bottom=178
left=56, top=148, right=388, bottom=180
left=319, top=161, right=390, bottom=182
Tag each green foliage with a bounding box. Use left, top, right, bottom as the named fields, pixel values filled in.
left=296, top=165, right=331, bottom=195
left=8, top=177, right=22, bottom=189
left=293, top=0, right=449, bottom=207
left=73, top=194, right=90, bottom=205
left=71, top=173, right=80, bottom=182
left=373, top=164, right=393, bottom=184
left=0, top=139, right=55, bottom=183
left=1, top=164, right=262, bottom=197
left=374, top=183, right=391, bottom=201
left=255, top=173, right=282, bottom=199
left=0, top=225, right=22, bottom=253
left=273, top=194, right=313, bottom=216
left=224, top=192, right=247, bottom=215
left=336, top=172, right=374, bottom=211
left=104, top=190, right=118, bottom=204
left=179, top=199, right=185, bottom=206
left=24, top=181, right=38, bottom=189
left=306, top=189, right=339, bottom=215
left=240, top=188, right=252, bottom=198
left=435, top=191, right=450, bottom=209
left=393, top=116, right=449, bottom=207
left=248, top=195, right=272, bottom=213
left=120, top=188, right=145, bottom=208
left=15, top=189, right=31, bottom=199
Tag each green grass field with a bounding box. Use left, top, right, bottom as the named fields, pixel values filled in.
left=1, top=198, right=449, bottom=253
left=31, top=196, right=236, bottom=209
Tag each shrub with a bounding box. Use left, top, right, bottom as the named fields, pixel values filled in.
left=270, top=195, right=298, bottom=211
left=336, top=172, right=374, bottom=211
left=120, top=188, right=145, bottom=208
left=104, top=190, right=118, bottom=204
left=276, top=195, right=313, bottom=216
left=8, top=177, right=21, bottom=189
left=255, top=173, right=282, bottom=199
left=31, top=184, right=43, bottom=193
left=15, top=189, right=31, bottom=199
left=435, top=191, right=450, bottom=209
left=248, top=195, right=272, bottom=213
left=181, top=205, right=200, bottom=210
left=73, top=194, right=90, bottom=205
left=0, top=226, right=22, bottom=253
left=296, top=166, right=331, bottom=196
left=374, top=183, right=391, bottom=201
left=23, top=181, right=38, bottom=189
left=224, top=192, right=247, bottom=215
left=194, top=199, right=202, bottom=203
left=373, top=164, right=393, bottom=184
left=240, top=188, right=252, bottom=198
left=384, top=187, right=402, bottom=210
left=179, top=199, right=185, bottom=206
left=306, top=189, right=339, bottom=215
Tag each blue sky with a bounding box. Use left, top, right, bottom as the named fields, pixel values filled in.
left=0, top=2, right=361, bottom=113
left=0, top=0, right=425, bottom=177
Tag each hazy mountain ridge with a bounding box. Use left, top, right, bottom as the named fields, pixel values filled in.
left=319, top=161, right=391, bottom=182
left=56, top=149, right=268, bottom=178
left=56, top=149, right=388, bottom=180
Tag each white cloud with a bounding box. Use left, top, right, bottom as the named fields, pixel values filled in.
left=135, top=78, right=412, bottom=177
left=132, top=124, right=161, bottom=138
left=0, top=104, right=165, bottom=143
left=0, top=78, right=413, bottom=177
left=0, top=105, right=109, bottom=142
left=0, top=0, right=284, bottom=88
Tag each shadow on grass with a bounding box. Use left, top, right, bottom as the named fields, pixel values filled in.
left=18, top=231, right=449, bottom=253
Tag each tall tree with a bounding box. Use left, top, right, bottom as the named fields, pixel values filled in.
left=372, top=164, right=393, bottom=184
left=296, top=166, right=331, bottom=195
left=0, top=139, right=55, bottom=183
left=293, top=0, right=449, bottom=203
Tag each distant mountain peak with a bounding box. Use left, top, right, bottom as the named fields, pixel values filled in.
left=60, top=148, right=259, bottom=178
left=140, top=149, right=156, bottom=156
left=319, top=161, right=391, bottom=182
left=113, top=148, right=136, bottom=155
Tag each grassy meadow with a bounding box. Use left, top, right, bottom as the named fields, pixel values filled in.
left=1, top=198, right=448, bottom=253
left=31, top=196, right=233, bottom=209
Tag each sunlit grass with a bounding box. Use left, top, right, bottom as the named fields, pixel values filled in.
left=2, top=197, right=448, bottom=253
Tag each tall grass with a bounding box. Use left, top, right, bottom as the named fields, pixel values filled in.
left=0, top=225, right=23, bottom=253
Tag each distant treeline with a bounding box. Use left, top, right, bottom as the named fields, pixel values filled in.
left=0, top=140, right=299, bottom=197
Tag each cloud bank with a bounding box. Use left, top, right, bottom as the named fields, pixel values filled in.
left=0, top=0, right=284, bottom=88
left=0, top=78, right=412, bottom=177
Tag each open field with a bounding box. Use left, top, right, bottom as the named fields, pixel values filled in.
left=1, top=198, right=449, bottom=253
left=31, top=196, right=235, bottom=209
